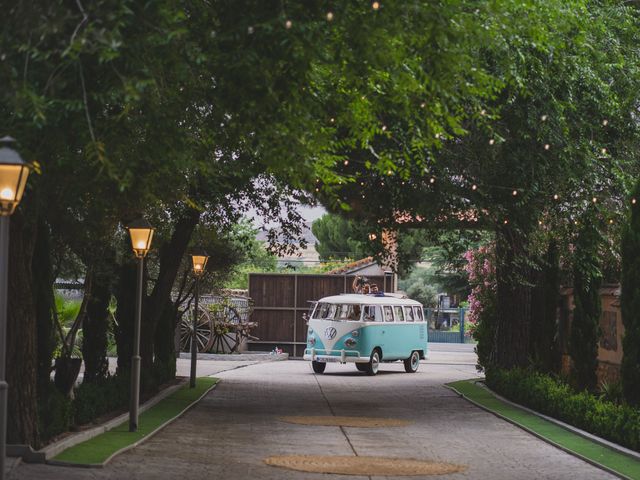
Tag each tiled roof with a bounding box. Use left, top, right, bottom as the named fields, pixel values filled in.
left=327, top=257, right=375, bottom=274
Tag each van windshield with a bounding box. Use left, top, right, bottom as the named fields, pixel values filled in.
left=313, top=303, right=361, bottom=321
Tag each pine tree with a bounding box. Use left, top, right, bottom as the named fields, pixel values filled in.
left=569, top=213, right=602, bottom=391
left=621, top=181, right=640, bottom=404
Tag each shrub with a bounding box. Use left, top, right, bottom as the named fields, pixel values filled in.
left=73, top=374, right=129, bottom=426
left=38, top=381, right=72, bottom=443
left=486, top=368, right=640, bottom=452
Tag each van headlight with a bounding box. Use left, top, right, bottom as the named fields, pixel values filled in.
left=345, top=338, right=357, bottom=348
left=308, top=337, right=316, bottom=346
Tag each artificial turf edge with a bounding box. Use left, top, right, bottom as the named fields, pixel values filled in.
left=447, top=379, right=640, bottom=480
left=51, top=377, right=219, bottom=466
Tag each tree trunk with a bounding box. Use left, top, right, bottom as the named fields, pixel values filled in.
left=32, top=217, right=56, bottom=392
left=82, top=250, right=116, bottom=383
left=6, top=212, right=40, bottom=447
left=142, top=208, right=200, bottom=377
left=115, top=261, right=137, bottom=374
left=493, top=222, right=534, bottom=369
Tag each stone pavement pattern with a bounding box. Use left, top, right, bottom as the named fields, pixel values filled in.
left=11, top=346, right=616, bottom=479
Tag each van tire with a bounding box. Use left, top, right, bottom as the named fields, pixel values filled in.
left=312, top=361, right=326, bottom=374
left=404, top=351, right=420, bottom=373
left=355, top=363, right=368, bottom=372
left=366, top=349, right=381, bottom=376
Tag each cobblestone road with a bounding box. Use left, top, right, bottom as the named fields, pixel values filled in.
left=11, top=346, right=616, bottom=479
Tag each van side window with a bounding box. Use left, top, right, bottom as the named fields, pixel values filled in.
left=394, top=306, right=405, bottom=322
left=383, top=306, right=394, bottom=322
left=414, top=306, right=424, bottom=321
left=363, top=305, right=381, bottom=322
left=404, top=306, right=415, bottom=322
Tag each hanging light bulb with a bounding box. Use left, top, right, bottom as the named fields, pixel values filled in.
left=368, top=233, right=377, bottom=241
left=592, top=197, right=597, bottom=203
left=472, top=184, right=477, bottom=191
left=602, top=119, right=609, bottom=126
left=344, top=160, right=349, bottom=166
left=480, top=109, right=486, bottom=116
left=420, top=102, right=426, bottom=108
left=512, top=190, right=518, bottom=196
left=381, top=125, right=387, bottom=131
left=609, top=219, right=614, bottom=224
left=285, top=19, right=292, bottom=29
left=326, top=11, right=334, bottom=21
left=503, top=219, right=509, bottom=225
left=632, top=198, right=637, bottom=205
left=601, top=148, right=607, bottom=155
left=372, top=1, right=380, bottom=10
left=247, top=26, right=255, bottom=34
left=544, top=144, right=550, bottom=150
left=553, top=193, right=559, bottom=200
left=538, top=220, right=543, bottom=226
left=489, top=139, right=495, bottom=145
left=430, top=177, right=435, bottom=184
left=541, top=114, right=548, bottom=122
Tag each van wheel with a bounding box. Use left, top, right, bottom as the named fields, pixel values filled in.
left=404, top=351, right=420, bottom=373
left=312, top=361, right=326, bottom=374
left=366, top=349, right=381, bottom=376
left=356, top=363, right=367, bottom=372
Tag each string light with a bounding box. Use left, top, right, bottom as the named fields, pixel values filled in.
left=609, top=219, right=614, bottom=224
left=512, top=190, right=518, bottom=196
left=602, top=119, right=609, bottom=126
left=382, top=125, right=387, bottom=131
left=330, top=117, right=335, bottom=123
left=435, top=133, right=440, bottom=139
left=429, top=177, right=435, bottom=184
left=420, top=102, right=426, bottom=108
left=503, top=219, right=509, bottom=224
left=343, top=160, right=349, bottom=166
left=553, top=194, right=559, bottom=200
left=372, top=1, right=380, bottom=10
left=285, top=20, right=292, bottom=29
left=601, top=148, right=607, bottom=155
left=538, top=220, right=543, bottom=226
left=247, top=26, right=254, bottom=34
left=541, top=115, right=548, bottom=122
left=632, top=198, right=637, bottom=205
left=544, top=144, right=550, bottom=150
left=592, top=197, right=597, bottom=203
left=480, top=109, right=486, bottom=116
left=362, top=194, right=366, bottom=199
left=369, top=233, right=377, bottom=241
left=489, top=139, right=495, bottom=145
left=472, top=184, right=478, bottom=191
left=315, top=188, right=319, bottom=192
left=387, top=169, right=392, bottom=175
left=326, top=12, right=334, bottom=21
left=360, top=182, right=364, bottom=186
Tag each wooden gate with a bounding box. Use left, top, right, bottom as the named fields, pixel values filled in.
left=248, top=272, right=395, bottom=357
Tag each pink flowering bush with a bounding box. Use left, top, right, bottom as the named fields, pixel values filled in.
left=463, top=244, right=497, bottom=368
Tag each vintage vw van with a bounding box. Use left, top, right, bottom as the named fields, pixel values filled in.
left=302, top=293, right=427, bottom=375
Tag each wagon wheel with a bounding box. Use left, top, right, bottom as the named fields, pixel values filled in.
left=210, top=306, right=241, bottom=353
left=180, top=305, right=214, bottom=353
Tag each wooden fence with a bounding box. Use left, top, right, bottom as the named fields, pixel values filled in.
left=248, top=272, right=395, bottom=357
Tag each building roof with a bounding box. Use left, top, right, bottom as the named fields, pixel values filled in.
left=327, top=257, right=379, bottom=275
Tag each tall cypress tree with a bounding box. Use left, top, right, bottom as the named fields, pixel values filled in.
left=621, top=182, right=640, bottom=404
left=569, top=213, right=602, bottom=392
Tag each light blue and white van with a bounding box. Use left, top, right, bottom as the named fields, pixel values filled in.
left=302, top=293, right=427, bottom=375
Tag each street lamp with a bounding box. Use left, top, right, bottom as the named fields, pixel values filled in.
left=189, top=249, right=209, bottom=388
left=126, top=218, right=154, bottom=432
left=0, top=137, right=30, bottom=480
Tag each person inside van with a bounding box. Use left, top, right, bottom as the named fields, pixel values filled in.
left=348, top=304, right=361, bottom=320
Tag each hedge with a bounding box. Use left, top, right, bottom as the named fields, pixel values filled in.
left=486, top=368, right=640, bottom=452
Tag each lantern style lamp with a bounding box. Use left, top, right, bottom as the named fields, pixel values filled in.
left=0, top=137, right=30, bottom=216
left=189, top=249, right=209, bottom=387
left=0, top=137, right=30, bottom=480
left=126, top=218, right=154, bottom=432
left=127, top=218, right=154, bottom=258
left=191, top=250, right=209, bottom=277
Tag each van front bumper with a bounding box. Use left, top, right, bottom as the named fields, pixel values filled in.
left=303, top=348, right=370, bottom=363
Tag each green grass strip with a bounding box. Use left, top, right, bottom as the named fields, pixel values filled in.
left=447, top=380, right=640, bottom=479
left=53, top=377, right=218, bottom=465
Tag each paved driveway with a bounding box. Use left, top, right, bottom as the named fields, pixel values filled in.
left=12, top=346, right=615, bottom=479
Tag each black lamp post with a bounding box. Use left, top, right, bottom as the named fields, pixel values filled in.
left=0, top=137, right=30, bottom=480
left=126, top=218, right=154, bottom=432
left=189, top=250, right=209, bottom=388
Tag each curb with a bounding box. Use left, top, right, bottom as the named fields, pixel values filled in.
left=445, top=381, right=633, bottom=480
left=46, top=378, right=220, bottom=468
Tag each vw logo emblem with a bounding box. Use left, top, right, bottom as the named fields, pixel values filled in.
left=324, top=327, right=337, bottom=340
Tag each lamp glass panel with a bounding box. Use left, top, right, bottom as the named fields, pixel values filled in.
left=191, top=255, right=209, bottom=274
left=0, top=164, right=26, bottom=202
left=129, top=228, right=154, bottom=253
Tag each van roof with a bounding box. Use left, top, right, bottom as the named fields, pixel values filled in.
left=317, top=293, right=423, bottom=307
